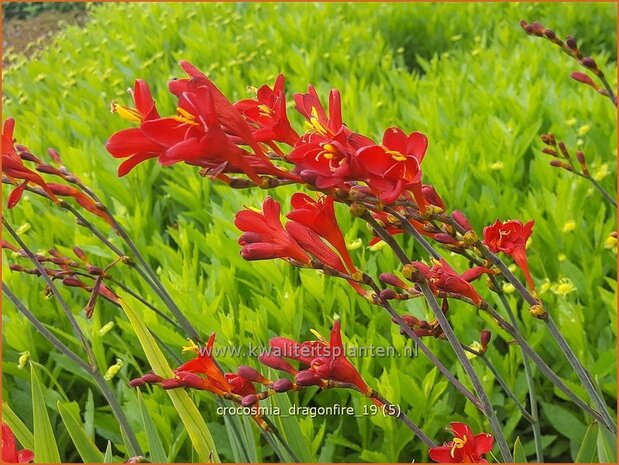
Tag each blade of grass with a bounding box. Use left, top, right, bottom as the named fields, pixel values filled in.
left=57, top=401, right=105, bottom=463
left=104, top=441, right=114, bottom=463
left=2, top=402, right=35, bottom=450
left=136, top=390, right=168, bottom=463
left=30, top=364, right=61, bottom=463
left=576, top=422, right=599, bottom=462
left=119, top=296, right=220, bottom=462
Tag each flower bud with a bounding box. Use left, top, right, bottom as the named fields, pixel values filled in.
left=379, top=273, right=407, bottom=288
left=529, top=304, right=548, bottom=320
left=348, top=186, right=368, bottom=201
left=541, top=147, right=558, bottom=156
left=237, top=366, right=270, bottom=384
left=540, top=133, right=556, bottom=146
left=549, top=160, right=573, bottom=171
left=295, top=370, right=323, bottom=387
left=129, top=377, right=146, bottom=388
left=480, top=329, right=491, bottom=350
left=402, top=264, right=418, bottom=280
left=379, top=289, right=397, bottom=300
left=452, top=210, right=473, bottom=231
left=543, top=29, right=556, bottom=40
left=48, top=148, right=62, bottom=164
left=462, top=230, right=479, bottom=247
left=258, top=353, right=297, bottom=375
left=241, top=394, right=259, bottom=407
left=566, top=36, right=577, bottom=50
left=349, top=202, right=366, bottom=217
left=433, top=233, right=460, bottom=245
left=160, top=378, right=183, bottom=390
left=557, top=142, right=570, bottom=159
left=570, top=71, right=596, bottom=88
left=581, top=56, right=598, bottom=71
left=272, top=378, right=294, bottom=393
left=9, top=264, right=25, bottom=272
left=141, top=373, right=164, bottom=384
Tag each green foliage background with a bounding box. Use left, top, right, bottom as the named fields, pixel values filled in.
left=2, top=2, right=617, bottom=463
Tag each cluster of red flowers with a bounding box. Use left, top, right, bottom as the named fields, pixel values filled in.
left=130, top=319, right=377, bottom=421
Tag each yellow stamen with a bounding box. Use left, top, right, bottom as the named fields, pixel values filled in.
left=182, top=339, right=200, bottom=354
left=309, top=107, right=328, bottom=136
left=310, top=328, right=326, bottom=342
left=450, top=435, right=468, bottom=458
left=111, top=102, right=142, bottom=122
left=172, top=106, right=199, bottom=126
left=384, top=148, right=407, bottom=161
left=257, top=104, right=273, bottom=117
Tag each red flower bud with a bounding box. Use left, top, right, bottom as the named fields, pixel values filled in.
left=581, top=57, right=598, bottom=70
left=237, top=366, right=270, bottom=384
left=566, top=36, right=577, bottom=50
left=141, top=373, right=164, bottom=384
left=480, top=329, right=491, bottom=348
left=258, top=353, right=298, bottom=375
left=272, top=378, right=294, bottom=393
left=378, top=273, right=407, bottom=288
left=160, top=378, right=183, bottom=390
left=379, top=289, right=397, bottom=300
left=241, top=394, right=258, bottom=407
left=570, top=71, right=596, bottom=87
left=295, top=370, right=323, bottom=387
left=433, top=233, right=460, bottom=246
left=452, top=210, right=472, bottom=231
left=128, top=378, right=145, bottom=388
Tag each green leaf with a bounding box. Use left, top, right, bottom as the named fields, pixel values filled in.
left=119, top=296, right=220, bottom=462
left=136, top=390, right=168, bottom=463
left=597, top=425, right=618, bottom=463
left=513, top=436, right=528, bottom=463
left=104, top=441, right=114, bottom=463
left=30, top=365, right=61, bottom=463
left=57, top=401, right=104, bottom=463
left=575, top=422, right=599, bottom=462
left=2, top=402, right=34, bottom=451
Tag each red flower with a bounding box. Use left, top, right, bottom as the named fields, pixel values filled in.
left=106, top=80, right=165, bottom=176
left=162, top=333, right=233, bottom=396
left=235, top=196, right=311, bottom=264
left=429, top=422, right=494, bottom=463
left=289, top=86, right=373, bottom=189
left=263, top=320, right=374, bottom=397
left=2, top=118, right=59, bottom=207
left=355, top=127, right=428, bottom=208
left=483, top=219, right=536, bottom=291
left=2, top=423, right=34, bottom=463
left=287, top=193, right=357, bottom=273
left=234, top=74, right=299, bottom=146
left=412, top=259, right=493, bottom=306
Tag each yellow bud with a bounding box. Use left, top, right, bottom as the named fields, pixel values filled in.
left=551, top=279, right=576, bottom=296
left=402, top=264, right=417, bottom=280
left=16, top=223, right=31, bottom=235
left=462, top=230, right=479, bottom=247
left=604, top=235, right=617, bottom=249
left=566, top=117, right=577, bottom=126
left=529, top=304, right=548, bottom=320
left=558, top=254, right=567, bottom=262
left=363, top=291, right=379, bottom=304
left=577, top=124, right=590, bottom=136
left=502, top=283, right=516, bottom=294
left=349, top=202, right=366, bottom=217
left=466, top=342, right=483, bottom=359
left=99, top=321, right=115, bottom=336
left=347, top=238, right=363, bottom=251
left=562, top=220, right=576, bottom=233
left=104, top=359, right=124, bottom=381
left=18, top=351, right=30, bottom=369
left=489, top=161, right=504, bottom=171
left=593, top=164, right=609, bottom=181
left=539, top=279, right=551, bottom=294
left=368, top=241, right=387, bottom=252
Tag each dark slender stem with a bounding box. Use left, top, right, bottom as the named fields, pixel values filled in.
left=384, top=207, right=442, bottom=260
left=483, top=305, right=612, bottom=429
left=462, top=344, right=534, bottom=423
left=371, top=391, right=436, bottom=447
left=3, top=284, right=143, bottom=456
left=359, top=220, right=483, bottom=410
left=3, top=284, right=90, bottom=371
left=597, top=74, right=617, bottom=107
left=75, top=182, right=200, bottom=341
left=588, top=176, right=617, bottom=207
left=491, top=277, right=543, bottom=462
left=3, top=219, right=96, bottom=365
left=420, top=285, right=513, bottom=462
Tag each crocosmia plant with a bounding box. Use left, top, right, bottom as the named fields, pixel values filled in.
left=2, top=3, right=616, bottom=464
